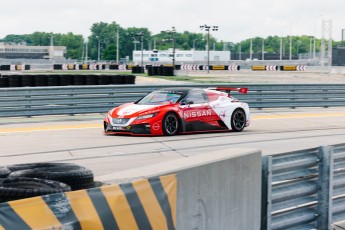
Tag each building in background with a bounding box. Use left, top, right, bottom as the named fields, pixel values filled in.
left=0, top=42, right=66, bottom=59
left=133, top=49, right=231, bottom=65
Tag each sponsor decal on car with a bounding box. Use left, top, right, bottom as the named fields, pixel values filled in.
left=152, top=123, right=160, bottom=130
left=183, top=110, right=212, bottom=118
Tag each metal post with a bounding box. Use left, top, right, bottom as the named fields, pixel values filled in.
left=279, top=37, right=283, bottom=60
left=313, top=36, right=316, bottom=59
left=261, top=156, right=273, bottom=230
left=289, top=35, right=292, bottom=61
left=239, top=42, right=242, bottom=60
left=140, top=33, right=144, bottom=67
left=317, top=146, right=333, bottom=230
left=172, top=27, right=176, bottom=73
left=97, top=36, right=101, bottom=61
left=85, top=40, right=88, bottom=63
left=200, top=25, right=218, bottom=73
left=250, top=38, right=253, bottom=60
left=207, top=30, right=210, bottom=73
left=309, top=37, right=313, bottom=59
left=262, top=38, right=265, bottom=60
left=116, top=28, right=119, bottom=64
left=193, top=39, right=197, bottom=50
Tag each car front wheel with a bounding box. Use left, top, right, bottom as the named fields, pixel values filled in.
left=162, top=112, right=179, bottom=136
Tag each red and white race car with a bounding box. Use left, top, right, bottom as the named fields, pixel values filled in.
left=104, top=87, right=250, bottom=136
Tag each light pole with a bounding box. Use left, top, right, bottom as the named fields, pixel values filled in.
left=250, top=37, right=253, bottom=60
left=262, top=38, right=265, bottom=60
left=131, top=32, right=144, bottom=67
left=49, top=34, right=54, bottom=59
left=116, top=27, right=119, bottom=64
left=139, top=32, right=144, bottom=67
left=279, top=37, right=283, bottom=60
left=96, top=36, right=100, bottom=61
left=289, top=35, right=292, bottom=60
left=193, top=39, right=198, bottom=50
left=162, top=27, right=176, bottom=71
left=200, top=24, right=218, bottom=73
left=239, top=42, right=242, bottom=60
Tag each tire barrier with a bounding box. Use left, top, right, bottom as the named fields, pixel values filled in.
left=21, top=75, right=34, bottom=87
left=0, top=178, right=72, bottom=203
left=147, top=66, right=174, bottom=76
left=109, top=64, right=119, bottom=70
left=0, top=162, right=97, bottom=203
left=0, top=167, right=10, bottom=178
left=0, top=76, right=9, bottom=88
left=0, top=74, right=136, bottom=87
left=132, top=66, right=145, bottom=74
left=0, top=174, right=177, bottom=230
left=0, top=65, right=30, bottom=71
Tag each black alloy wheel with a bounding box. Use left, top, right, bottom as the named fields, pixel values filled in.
left=231, top=109, right=246, bottom=132
left=162, top=112, right=179, bottom=136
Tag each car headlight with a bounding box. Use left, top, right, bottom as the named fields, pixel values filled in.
left=136, top=112, right=158, bottom=120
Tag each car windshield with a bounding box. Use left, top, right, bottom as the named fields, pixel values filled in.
left=137, top=91, right=182, bottom=105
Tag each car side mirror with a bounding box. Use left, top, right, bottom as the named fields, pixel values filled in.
left=180, top=100, right=193, bottom=106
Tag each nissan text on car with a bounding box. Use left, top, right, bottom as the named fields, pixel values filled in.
left=104, top=87, right=250, bottom=136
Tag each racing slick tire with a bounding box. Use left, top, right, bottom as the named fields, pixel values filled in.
left=231, top=109, right=246, bottom=132
left=0, top=177, right=71, bottom=202
left=162, top=112, right=179, bottom=136
left=0, top=167, right=11, bottom=178
left=6, top=162, right=79, bottom=172
left=8, top=164, right=94, bottom=191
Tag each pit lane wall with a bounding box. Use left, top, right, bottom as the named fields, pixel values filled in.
left=0, top=148, right=261, bottom=230
left=0, top=175, right=177, bottom=230
left=98, top=148, right=262, bottom=230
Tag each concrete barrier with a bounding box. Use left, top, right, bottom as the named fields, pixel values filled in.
left=97, top=148, right=262, bottom=230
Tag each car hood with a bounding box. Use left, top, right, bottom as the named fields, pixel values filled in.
left=109, top=103, right=168, bottom=118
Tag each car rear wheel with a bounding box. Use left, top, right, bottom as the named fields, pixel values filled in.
left=162, top=112, right=179, bottom=136
left=231, top=109, right=246, bottom=132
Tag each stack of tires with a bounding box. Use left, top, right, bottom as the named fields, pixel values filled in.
left=0, top=75, right=9, bottom=88
left=85, top=74, right=98, bottom=85
left=8, top=75, right=22, bottom=87
left=147, top=66, right=174, bottom=76
left=0, top=74, right=137, bottom=88
left=131, top=66, right=144, bottom=74
left=0, top=163, right=103, bottom=203
left=21, top=75, right=34, bottom=87
left=124, top=74, right=136, bottom=84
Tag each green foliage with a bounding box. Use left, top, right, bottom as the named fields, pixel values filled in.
left=0, top=22, right=331, bottom=61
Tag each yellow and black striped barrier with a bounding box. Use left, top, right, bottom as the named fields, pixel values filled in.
left=0, top=174, right=177, bottom=230
left=251, top=65, right=266, bottom=71
left=281, top=65, right=297, bottom=71
left=210, top=65, right=225, bottom=70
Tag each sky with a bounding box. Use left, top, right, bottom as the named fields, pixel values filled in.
left=0, top=0, right=344, bottom=43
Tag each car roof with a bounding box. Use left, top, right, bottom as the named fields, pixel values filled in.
left=154, top=87, right=203, bottom=94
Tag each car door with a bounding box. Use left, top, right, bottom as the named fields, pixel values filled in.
left=179, top=90, right=218, bottom=131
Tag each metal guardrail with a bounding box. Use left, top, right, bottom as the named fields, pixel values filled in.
left=261, top=144, right=345, bottom=229
left=0, top=84, right=345, bottom=117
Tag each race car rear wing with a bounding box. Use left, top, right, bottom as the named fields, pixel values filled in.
left=209, top=87, right=248, bottom=94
